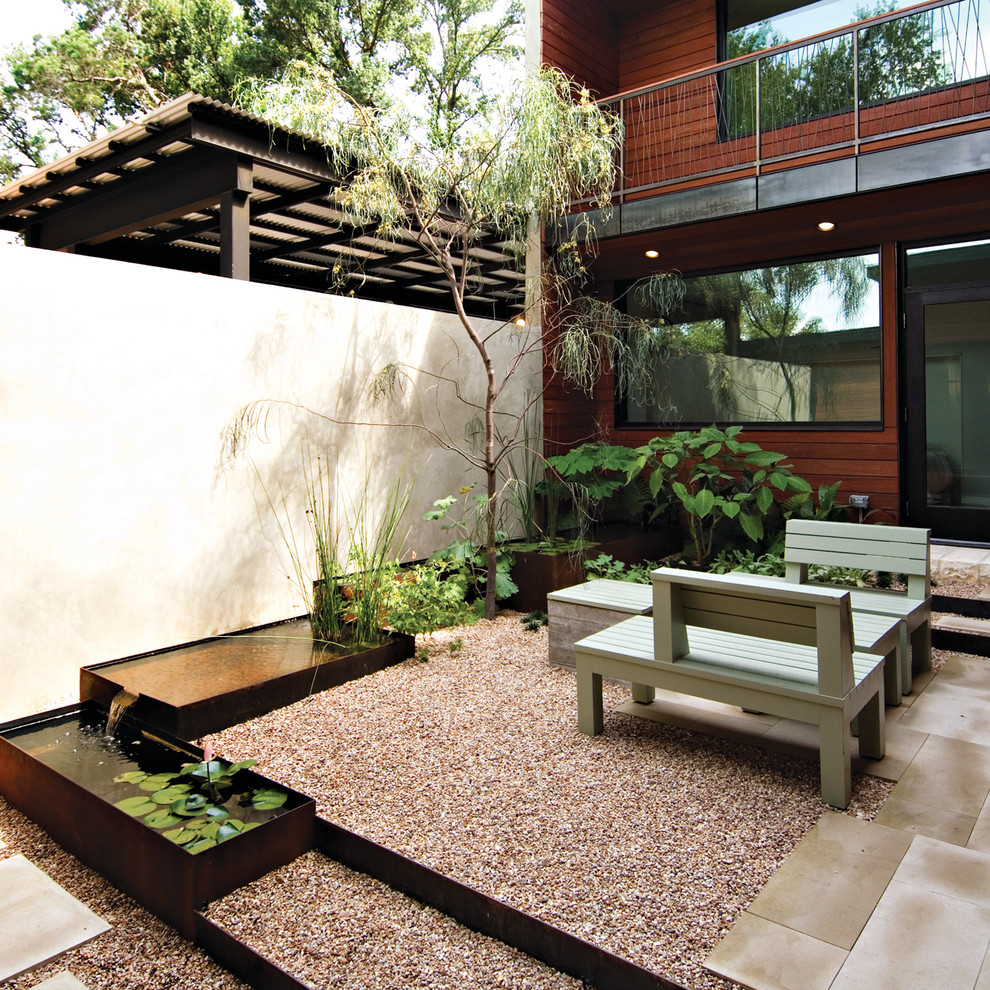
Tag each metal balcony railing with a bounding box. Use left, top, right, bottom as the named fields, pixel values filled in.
left=600, top=0, right=989, bottom=200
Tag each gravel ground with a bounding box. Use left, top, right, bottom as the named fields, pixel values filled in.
left=2, top=593, right=978, bottom=990
left=204, top=613, right=892, bottom=990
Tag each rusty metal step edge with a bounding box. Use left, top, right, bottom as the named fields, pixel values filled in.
left=314, top=817, right=684, bottom=990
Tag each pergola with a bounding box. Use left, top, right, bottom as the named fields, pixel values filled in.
left=0, top=94, right=526, bottom=320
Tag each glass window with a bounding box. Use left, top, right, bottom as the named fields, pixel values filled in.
left=620, top=252, right=882, bottom=427
left=906, top=238, right=990, bottom=289
left=725, top=0, right=910, bottom=56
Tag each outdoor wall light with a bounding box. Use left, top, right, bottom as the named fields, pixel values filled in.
left=645, top=249, right=660, bottom=258
left=514, top=316, right=526, bottom=327
left=818, top=221, right=836, bottom=231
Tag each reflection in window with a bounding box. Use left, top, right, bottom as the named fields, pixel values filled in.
left=621, top=253, right=882, bottom=426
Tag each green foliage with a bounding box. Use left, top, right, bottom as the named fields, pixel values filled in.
left=386, top=559, right=478, bottom=638
left=582, top=554, right=663, bottom=584
left=541, top=442, right=650, bottom=535
left=231, top=64, right=619, bottom=622
left=0, top=0, right=526, bottom=179
left=623, top=425, right=812, bottom=566
left=709, top=549, right=786, bottom=576
left=424, top=493, right=517, bottom=604
left=521, top=610, right=548, bottom=631
left=113, top=756, right=283, bottom=854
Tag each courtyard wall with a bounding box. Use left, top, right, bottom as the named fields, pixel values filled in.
left=0, top=246, right=539, bottom=721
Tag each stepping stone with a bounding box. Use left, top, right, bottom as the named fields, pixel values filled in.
left=933, top=615, right=990, bottom=637
left=34, top=973, right=90, bottom=989
left=0, top=855, right=109, bottom=982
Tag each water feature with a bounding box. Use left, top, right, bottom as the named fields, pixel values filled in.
left=0, top=702, right=316, bottom=938
left=105, top=688, right=138, bottom=737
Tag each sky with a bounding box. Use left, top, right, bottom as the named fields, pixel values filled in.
left=0, top=0, right=73, bottom=48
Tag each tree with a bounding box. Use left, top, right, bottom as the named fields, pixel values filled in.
left=0, top=0, right=245, bottom=181
left=225, top=64, right=620, bottom=619
left=0, top=0, right=524, bottom=182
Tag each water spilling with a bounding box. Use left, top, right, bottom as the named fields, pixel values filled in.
left=105, top=688, right=139, bottom=737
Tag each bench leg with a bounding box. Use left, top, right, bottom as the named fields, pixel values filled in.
left=856, top=686, right=885, bottom=761
left=882, top=646, right=902, bottom=706
left=575, top=656, right=604, bottom=735
left=818, top=710, right=852, bottom=809
left=910, top=619, right=932, bottom=675
left=631, top=682, right=656, bottom=705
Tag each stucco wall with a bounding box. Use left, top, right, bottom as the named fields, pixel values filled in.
left=0, top=246, right=540, bottom=721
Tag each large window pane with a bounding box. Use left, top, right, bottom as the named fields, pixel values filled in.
left=622, top=253, right=882, bottom=426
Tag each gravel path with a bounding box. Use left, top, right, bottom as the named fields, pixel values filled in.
left=204, top=613, right=892, bottom=990
left=5, top=600, right=970, bottom=990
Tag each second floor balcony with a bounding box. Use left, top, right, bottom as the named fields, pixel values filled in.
left=599, top=0, right=990, bottom=204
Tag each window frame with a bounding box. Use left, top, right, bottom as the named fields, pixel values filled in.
left=614, top=247, right=886, bottom=433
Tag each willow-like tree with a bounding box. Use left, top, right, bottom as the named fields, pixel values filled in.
left=228, top=64, right=619, bottom=619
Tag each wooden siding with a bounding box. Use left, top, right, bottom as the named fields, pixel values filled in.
left=542, top=0, right=620, bottom=97
left=618, top=0, right=717, bottom=91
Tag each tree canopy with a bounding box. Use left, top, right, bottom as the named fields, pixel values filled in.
left=0, top=0, right=523, bottom=182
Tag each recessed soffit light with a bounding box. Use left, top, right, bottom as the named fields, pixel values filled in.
left=818, top=221, right=836, bottom=231
left=645, top=249, right=660, bottom=258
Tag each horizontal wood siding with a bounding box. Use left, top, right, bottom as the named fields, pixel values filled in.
left=542, top=0, right=620, bottom=97
left=618, top=0, right=717, bottom=92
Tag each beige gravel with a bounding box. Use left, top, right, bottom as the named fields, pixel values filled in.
left=4, top=599, right=973, bottom=990
left=205, top=613, right=892, bottom=990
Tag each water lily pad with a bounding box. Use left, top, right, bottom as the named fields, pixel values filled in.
left=143, top=809, right=182, bottom=829
left=113, top=770, right=148, bottom=784
left=216, top=823, right=241, bottom=842
left=186, top=837, right=217, bottom=854
left=227, top=759, right=257, bottom=775
left=151, top=784, right=192, bottom=804
left=251, top=788, right=287, bottom=810
left=163, top=827, right=196, bottom=844
left=203, top=806, right=229, bottom=821
left=114, top=795, right=158, bottom=817
left=170, top=794, right=209, bottom=816
left=139, top=772, right=178, bottom=792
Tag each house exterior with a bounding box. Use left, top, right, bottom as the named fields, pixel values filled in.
left=540, top=0, right=990, bottom=542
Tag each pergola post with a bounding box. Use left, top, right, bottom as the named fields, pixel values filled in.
left=219, top=158, right=253, bottom=280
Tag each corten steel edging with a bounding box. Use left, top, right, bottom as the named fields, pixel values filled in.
left=931, top=629, right=990, bottom=657
left=193, top=914, right=312, bottom=990
left=932, top=596, right=990, bottom=657
left=0, top=704, right=316, bottom=940
left=80, top=631, right=415, bottom=739
left=933, top=595, right=990, bottom=620
left=315, top=817, right=685, bottom=990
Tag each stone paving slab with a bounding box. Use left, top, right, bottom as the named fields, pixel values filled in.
left=34, top=972, right=90, bottom=989
left=0, top=855, right=109, bottom=983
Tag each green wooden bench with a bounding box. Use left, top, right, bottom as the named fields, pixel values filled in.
left=784, top=520, right=932, bottom=698
left=574, top=568, right=886, bottom=809
left=552, top=575, right=901, bottom=700
left=547, top=580, right=654, bottom=670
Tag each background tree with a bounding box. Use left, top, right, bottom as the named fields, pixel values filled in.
left=0, top=0, right=523, bottom=182
left=225, top=64, right=620, bottom=619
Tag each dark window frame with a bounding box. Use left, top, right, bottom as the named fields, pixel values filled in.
left=614, top=246, right=886, bottom=433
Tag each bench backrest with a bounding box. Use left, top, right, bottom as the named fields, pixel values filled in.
left=784, top=520, right=931, bottom=599
left=651, top=567, right=855, bottom=697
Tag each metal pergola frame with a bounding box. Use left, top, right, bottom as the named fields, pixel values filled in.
left=0, top=94, right=526, bottom=320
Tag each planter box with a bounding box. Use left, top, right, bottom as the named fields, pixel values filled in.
left=80, top=620, right=415, bottom=739
left=508, top=524, right=682, bottom=613
left=0, top=702, right=316, bottom=940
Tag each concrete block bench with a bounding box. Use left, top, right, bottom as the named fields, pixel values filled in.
left=574, top=568, right=887, bottom=809
left=547, top=579, right=652, bottom=670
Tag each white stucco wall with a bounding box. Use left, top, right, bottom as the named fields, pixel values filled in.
left=0, top=245, right=540, bottom=722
